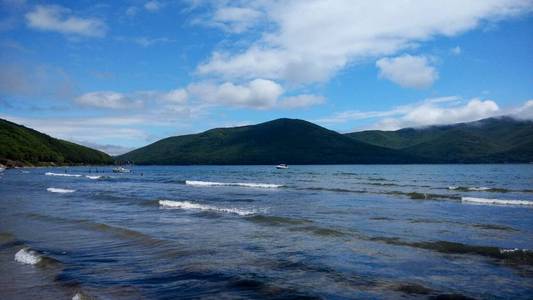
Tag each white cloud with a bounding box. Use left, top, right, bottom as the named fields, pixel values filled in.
left=279, top=94, right=325, bottom=109
left=386, top=98, right=500, bottom=129
left=376, top=55, right=439, bottom=88
left=75, top=89, right=188, bottom=109
left=25, top=5, right=106, bottom=37
left=159, top=89, right=188, bottom=103
left=125, top=6, right=139, bottom=17
left=451, top=46, right=462, bottom=55
left=317, top=97, right=503, bottom=130
left=0, top=114, right=150, bottom=145
left=196, top=6, right=262, bottom=33
left=195, top=0, right=531, bottom=84
left=187, top=79, right=282, bottom=109
left=133, top=37, right=173, bottom=47
left=115, top=36, right=174, bottom=47
left=144, top=1, right=161, bottom=12
left=512, top=99, right=533, bottom=119
left=186, top=79, right=324, bottom=109
left=75, top=91, right=140, bottom=109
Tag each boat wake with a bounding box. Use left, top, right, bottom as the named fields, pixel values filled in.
left=159, top=200, right=256, bottom=216
left=461, top=197, right=533, bottom=206
left=45, top=172, right=82, bottom=177
left=47, top=187, right=76, bottom=193
left=185, top=180, right=283, bottom=188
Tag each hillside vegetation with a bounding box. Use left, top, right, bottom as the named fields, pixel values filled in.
left=117, top=118, right=419, bottom=164
left=0, top=118, right=112, bottom=166
left=346, top=117, right=533, bottom=163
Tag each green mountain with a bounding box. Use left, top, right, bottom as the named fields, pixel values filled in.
left=117, top=118, right=420, bottom=165
left=346, top=117, right=533, bottom=163
left=0, top=118, right=112, bottom=166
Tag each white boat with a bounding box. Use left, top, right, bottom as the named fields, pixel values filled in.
left=112, top=167, right=130, bottom=173
left=276, top=164, right=289, bottom=169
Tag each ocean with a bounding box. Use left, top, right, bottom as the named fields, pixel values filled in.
left=0, top=165, right=532, bottom=299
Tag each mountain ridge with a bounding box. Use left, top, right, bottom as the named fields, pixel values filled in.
left=117, top=118, right=421, bottom=165
left=345, top=116, right=533, bottom=163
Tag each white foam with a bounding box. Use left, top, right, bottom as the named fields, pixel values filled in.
left=185, top=180, right=282, bottom=188
left=470, top=187, right=491, bottom=191
left=500, top=248, right=521, bottom=254
left=47, top=187, right=76, bottom=193
left=159, top=200, right=255, bottom=216
left=45, top=172, right=82, bottom=177
left=449, top=186, right=491, bottom=191
left=86, top=175, right=102, bottom=180
left=72, top=292, right=91, bottom=300
left=14, top=248, right=42, bottom=265
left=72, top=293, right=83, bottom=300
left=462, top=197, right=533, bottom=206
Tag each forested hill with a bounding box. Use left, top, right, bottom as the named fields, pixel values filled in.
left=117, top=118, right=420, bottom=165
left=346, top=117, right=533, bottom=163
left=0, top=118, right=112, bottom=167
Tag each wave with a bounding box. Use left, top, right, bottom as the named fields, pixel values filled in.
left=14, top=247, right=61, bottom=269
left=371, top=238, right=533, bottom=265
left=185, top=180, right=283, bottom=188
left=47, top=187, right=76, bottom=193
left=45, top=172, right=81, bottom=177
left=472, top=223, right=517, bottom=231
left=449, top=186, right=512, bottom=193
left=304, top=187, right=367, bottom=194
left=14, top=247, right=42, bottom=265
left=386, top=191, right=460, bottom=201
left=159, top=200, right=256, bottom=216
left=461, top=197, right=533, bottom=206
left=85, top=175, right=102, bottom=180
left=247, top=215, right=347, bottom=237
left=72, top=292, right=94, bottom=300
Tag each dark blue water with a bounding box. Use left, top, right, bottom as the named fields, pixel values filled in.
left=1, top=165, right=532, bottom=299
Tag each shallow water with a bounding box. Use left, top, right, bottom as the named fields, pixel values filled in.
left=1, top=165, right=532, bottom=299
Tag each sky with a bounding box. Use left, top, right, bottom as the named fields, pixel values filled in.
left=0, top=0, right=532, bottom=155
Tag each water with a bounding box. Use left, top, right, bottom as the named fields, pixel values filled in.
left=1, top=165, right=532, bottom=299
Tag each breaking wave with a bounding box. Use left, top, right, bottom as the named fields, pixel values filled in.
left=47, top=187, right=76, bottom=193
left=159, top=200, right=256, bottom=216
left=14, top=247, right=42, bottom=265
left=185, top=180, right=283, bottom=188
left=461, top=197, right=533, bottom=206
left=449, top=186, right=512, bottom=193
left=14, top=247, right=59, bottom=267
left=45, top=172, right=82, bottom=177
left=85, top=175, right=103, bottom=180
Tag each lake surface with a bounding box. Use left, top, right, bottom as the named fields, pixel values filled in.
left=1, top=165, right=532, bottom=299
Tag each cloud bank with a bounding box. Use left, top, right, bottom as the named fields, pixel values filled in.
left=25, top=5, right=107, bottom=37
left=196, top=0, right=532, bottom=84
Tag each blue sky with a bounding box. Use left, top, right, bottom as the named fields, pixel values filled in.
left=1, top=0, right=532, bottom=154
